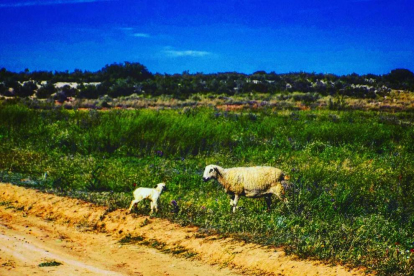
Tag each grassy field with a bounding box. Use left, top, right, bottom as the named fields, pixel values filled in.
left=1, top=103, right=414, bottom=275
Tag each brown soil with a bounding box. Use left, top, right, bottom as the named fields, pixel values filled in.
left=0, top=183, right=365, bottom=275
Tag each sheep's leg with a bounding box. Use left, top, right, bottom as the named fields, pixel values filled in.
left=265, top=195, right=272, bottom=211
left=232, top=194, right=240, bottom=213
left=228, top=194, right=234, bottom=212
left=229, top=194, right=235, bottom=206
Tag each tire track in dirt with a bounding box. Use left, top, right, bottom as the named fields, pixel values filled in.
left=0, top=183, right=366, bottom=275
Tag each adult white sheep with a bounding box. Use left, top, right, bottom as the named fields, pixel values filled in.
left=203, top=165, right=289, bottom=212
left=128, top=183, right=166, bottom=214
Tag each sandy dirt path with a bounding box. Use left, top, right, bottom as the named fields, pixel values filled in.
left=0, top=199, right=239, bottom=276
left=0, top=183, right=365, bottom=275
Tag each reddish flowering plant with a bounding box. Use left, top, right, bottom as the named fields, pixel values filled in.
left=133, top=183, right=137, bottom=187
left=410, top=248, right=414, bottom=253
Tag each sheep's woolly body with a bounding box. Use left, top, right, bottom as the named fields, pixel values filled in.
left=203, top=165, right=287, bottom=212
left=217, top=166, right=284, bottom=197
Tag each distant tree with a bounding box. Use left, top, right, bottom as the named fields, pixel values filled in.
left=15, top=81, right=37, bottom=97
left=142, top=80, right=157, bottom=96
left=292, top=79, right=310, bottom=92
left=2, top=80, right=21, bottom=96
left=54, top=92, right=68, bottom=103
left=78, top=84, right=100, bottom=99
left=207, top=78, right=220, bottom=92
left=98, top=62, right=153, bottom=82
left=17, top=68, right=31, bottom=81
left=252, top=70, right=267, bottom=75
left=108, top=78, right=136, bottom=97
left=384, top=69, right=414, bottom=90
left=245, top=82, right=268, bottom=93
left=0, top=82, right=8, bottom=96
left=60, top=85, right=78, bottom=98
left=364, top=73, right=380, bottom=82
left=96, top=81, right=111, bottom=96
left=4, top=79, right=20, bottom=89
left=0, top=68, right=11, bottom=82
left=37, top=83, right=56, bottom=99
left=154, top=74, right=177, bottom=96
left=30, top=70, right=54, bottom=81
left=216, top=80, right=235, bottom=95
left=387, top=68, right=414, bottom=81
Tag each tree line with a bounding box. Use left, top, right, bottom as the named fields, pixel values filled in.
left=1, top=62, right=413, bottom=100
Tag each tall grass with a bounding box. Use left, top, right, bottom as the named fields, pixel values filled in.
left=0, top=103, right=414, bottom=274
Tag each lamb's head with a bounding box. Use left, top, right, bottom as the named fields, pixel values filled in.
left=203, top=165, right=221, bottom=182
left=156, top=182, right=166, bottom=192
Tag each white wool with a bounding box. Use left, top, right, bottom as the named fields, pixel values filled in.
left=128, top=182, right=166, bottom=214
left=203, top=165, right=288, bottom=212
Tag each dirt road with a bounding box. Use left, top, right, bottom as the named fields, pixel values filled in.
left=0, top=183, right=364, bottom=275
left=0, top=204, right=237, bottom=276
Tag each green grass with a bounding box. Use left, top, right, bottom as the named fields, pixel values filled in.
left=1, top=103, right=414, bottom=275
left=38, top=261, right=62, bottom=267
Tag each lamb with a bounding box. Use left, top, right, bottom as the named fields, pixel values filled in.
left=128, top=183, right=166, bottom=214
left=202, top=165, right=289, bottom=212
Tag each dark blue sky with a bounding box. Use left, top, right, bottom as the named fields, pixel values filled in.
left=1, top=0, right=413, bottom=75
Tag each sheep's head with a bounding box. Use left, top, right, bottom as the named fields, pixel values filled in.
left=203, top=165, right=221, bottom=182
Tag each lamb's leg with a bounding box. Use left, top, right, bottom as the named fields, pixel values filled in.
left=128, top=199, right=139, bottom=213
left=150, top=200, right=160, bottom=214
left=232, top=194, right=240, bottom=213
left=153, top=201, right=158, bottom=213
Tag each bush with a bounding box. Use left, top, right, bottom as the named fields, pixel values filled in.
left=37, top=83, right=56, bottom=99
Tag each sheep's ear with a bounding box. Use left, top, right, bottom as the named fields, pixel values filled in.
left=214, top=167, right=221, bottom=176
